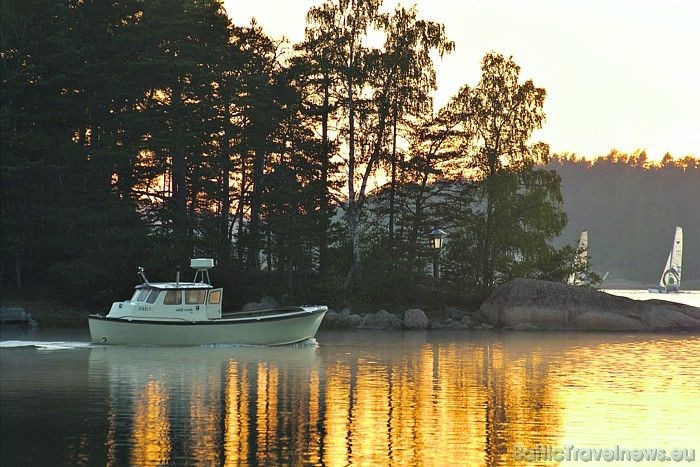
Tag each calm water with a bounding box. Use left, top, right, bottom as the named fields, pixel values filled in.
left=1, top=329, right=699, bottom=466
left=602, top=289, right=700, bottom=308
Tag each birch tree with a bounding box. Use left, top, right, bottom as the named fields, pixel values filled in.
left=447, top=52, right=555, bottom=291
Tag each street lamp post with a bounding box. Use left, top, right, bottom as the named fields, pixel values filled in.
left=429, top=228, right=447, bottom=279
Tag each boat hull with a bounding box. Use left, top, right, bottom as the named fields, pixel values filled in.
left=88, top=306, right=327, bottom=346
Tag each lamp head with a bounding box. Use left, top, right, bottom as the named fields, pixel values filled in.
left=429, top=228, right=447, bottom=250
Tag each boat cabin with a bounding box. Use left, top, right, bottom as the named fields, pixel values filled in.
left=106, top=259, right=222, bottom=322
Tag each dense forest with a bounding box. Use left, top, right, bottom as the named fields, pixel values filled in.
left=1, top=0, right=694, bottom=313
left=550, top=152, right=700, bottom=288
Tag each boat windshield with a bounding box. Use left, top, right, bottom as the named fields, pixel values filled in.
left=136, top=289, right=150, bottom=302
left=131, top=288, right=161, bottom=303
left=145, top=289, right=161, bottom=304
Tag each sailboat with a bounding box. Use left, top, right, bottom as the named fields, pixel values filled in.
left=568, top=230, right=588, bottom=286
left=649, top=226, right=683, bottom=293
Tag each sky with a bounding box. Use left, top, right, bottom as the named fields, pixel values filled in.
left=224, top=0, right=700, bottom=161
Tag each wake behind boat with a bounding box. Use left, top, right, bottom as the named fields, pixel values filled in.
left=88, top=259, right=327, bottom=346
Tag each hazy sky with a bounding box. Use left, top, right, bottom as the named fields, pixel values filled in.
left=224, top=0, right=700, bottom=161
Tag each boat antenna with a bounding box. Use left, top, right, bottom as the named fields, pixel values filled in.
left=137, top=267, right=150, bottom=286
left=176, top=266, right=180, bottom=287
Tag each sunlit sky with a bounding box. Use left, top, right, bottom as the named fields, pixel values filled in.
left=224, top=0, right=700, bottom=161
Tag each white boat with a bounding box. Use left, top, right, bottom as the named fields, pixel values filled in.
left=88, top=259, right=327, bottom=346
left=568, top=230, right=588, bottom=286
left=648, top=226, right=683, bottom=293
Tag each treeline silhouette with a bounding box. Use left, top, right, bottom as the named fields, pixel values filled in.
left=549, top=151, right=700, bottom=288
left=2, top=0, right=693, bottom=313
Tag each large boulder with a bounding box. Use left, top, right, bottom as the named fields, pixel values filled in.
left=479, top=279, right=700, bottom=332
left=339, top=308, right=363, bottom=328
left=321, top=308, right=363, bottom=329
left=429, top=318, right=448, bottom=330
left=321, top=310, right=341, bottom=328
left=445, top=307, right=466, bottom=321
left=360, top=310, right=403, bottom=330
left=447, top=318, right=470, bottom=330
left=404, top=309, right=429, bottom=330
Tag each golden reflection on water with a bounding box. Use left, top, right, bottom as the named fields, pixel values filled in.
left=187, top=372, right=221, bottom=466
left=223, top=361, right=249, bottom=465
left=256, top=362, right=279, bottom=465
left=324, top=361, right=351, bottom=466
left=95, top=334, right=700, bottom=466
left=131, top=380, right=170, bottom=466
left=305, top=368, right=322, bottom=465
left=552, top=338, right=700, bottom=462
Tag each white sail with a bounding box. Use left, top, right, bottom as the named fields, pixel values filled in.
left=658, top=251, right=672, bottom=288
left=569, top=230, right=588, bottom=285
left=578, top=230, right=589, bottom=259
left=658, top=226, right=683, bottom=291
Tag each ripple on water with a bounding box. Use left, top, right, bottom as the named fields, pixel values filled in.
left=1, top=331, right=699, bottom=465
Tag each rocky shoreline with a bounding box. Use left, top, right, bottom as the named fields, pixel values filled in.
left=478, top=279, right=700, bottom=332
left=321, top=306, right=494, bottom=331
left=3, top=279, right=699, bottom=332
left=317, top=279, right=700, bottom=332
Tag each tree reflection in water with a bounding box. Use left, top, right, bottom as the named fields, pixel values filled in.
left=80, top=333, right=700, bottom=466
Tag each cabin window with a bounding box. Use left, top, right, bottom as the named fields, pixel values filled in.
left=131, top=291, right=140, bottom=301
left=208, top=290, right=221, bottom=305
left=136, top=289, right=150, bottom=302
left=185, top=290, right=206, bottom=305
left=163, top=290, right=182, bottom=305
left=146, top=289, right=161, bottom=304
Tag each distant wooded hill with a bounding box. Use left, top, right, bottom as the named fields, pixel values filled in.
left=548, top=153, right=700, bottom=288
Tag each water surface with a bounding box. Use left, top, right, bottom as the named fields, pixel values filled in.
left=602, top=289, right=700, bottom=307
left=1, top=329, right=698, bottom=465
